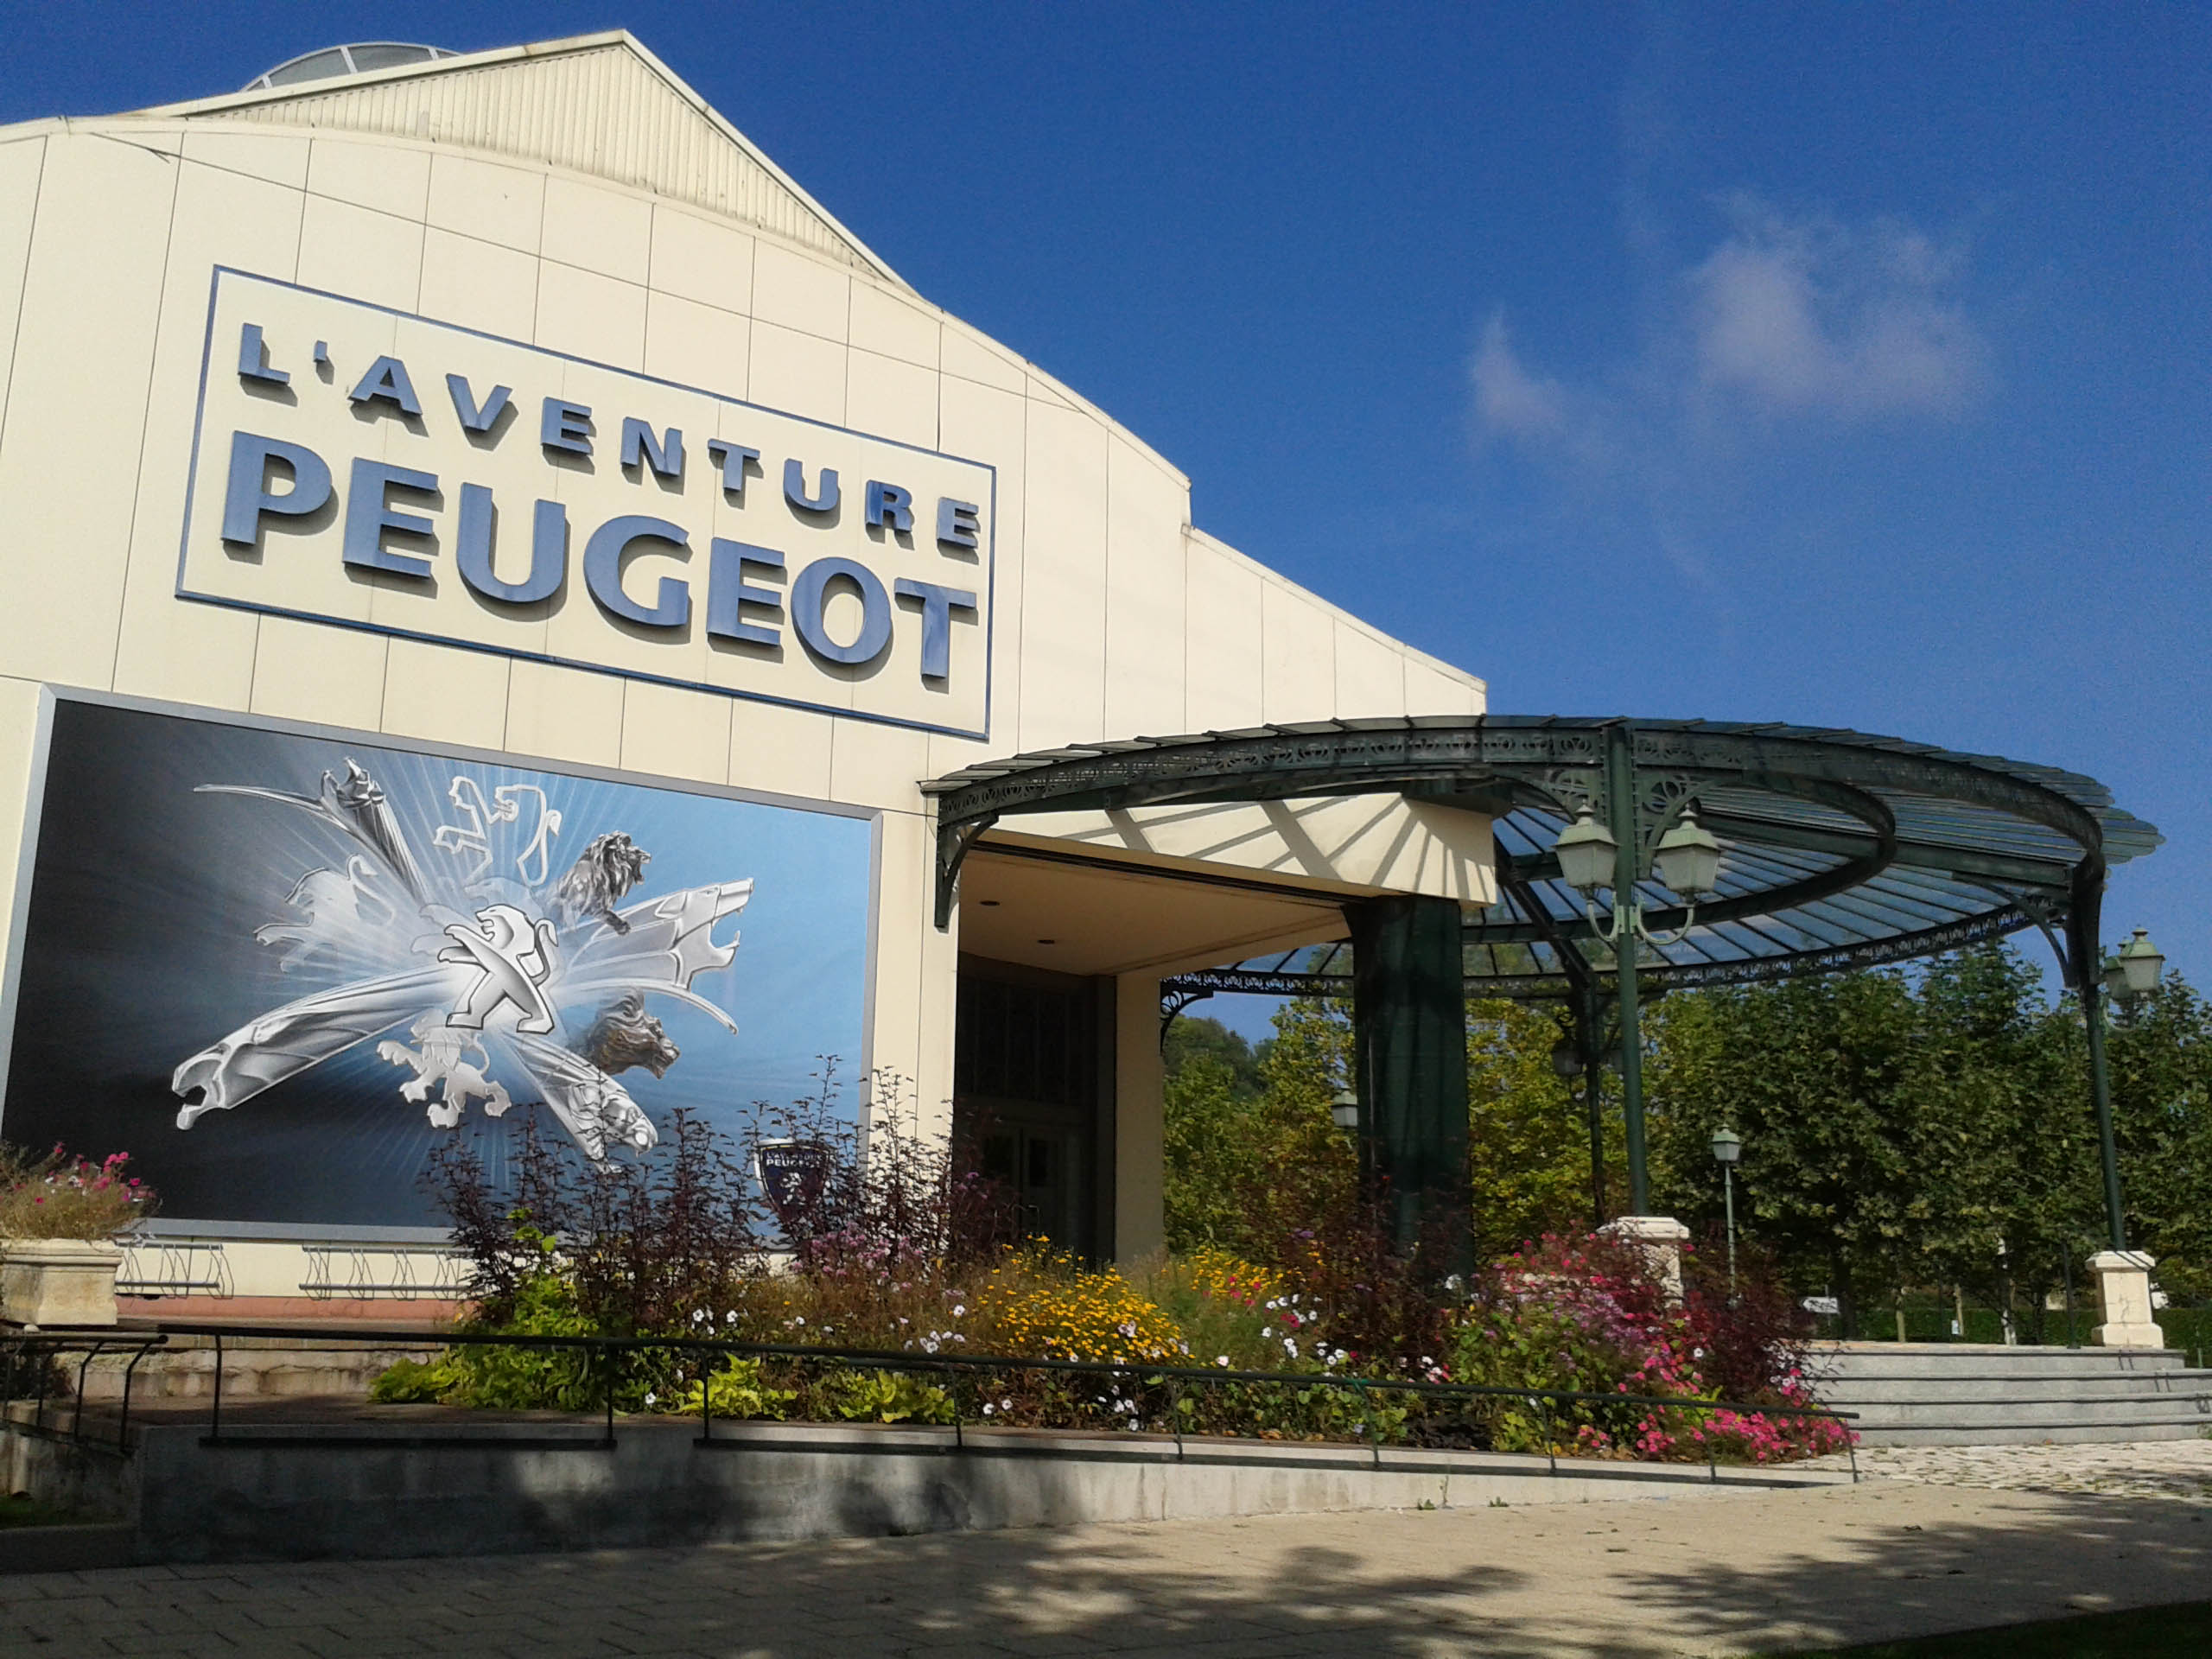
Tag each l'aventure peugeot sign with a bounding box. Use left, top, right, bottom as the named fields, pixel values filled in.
left=180, top=269, right=995, bottom=739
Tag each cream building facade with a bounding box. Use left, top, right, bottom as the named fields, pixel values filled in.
left=0, top=34, right=1490, bottom=1305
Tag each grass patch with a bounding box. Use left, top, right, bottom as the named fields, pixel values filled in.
left=1770, top=1600, right=2212, bottom=1657
left=0, top=1491, right=97, bottom=1529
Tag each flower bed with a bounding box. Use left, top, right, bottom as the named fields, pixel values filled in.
left=0, top=1145, right=153, bottom=1239
left=372, top=1096, right=1847, bottom=1464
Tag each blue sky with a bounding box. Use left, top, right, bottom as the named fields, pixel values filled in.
left=10, top=3, right=2208, bottom=1024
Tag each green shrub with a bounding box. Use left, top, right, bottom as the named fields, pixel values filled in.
left=677, top=1357, right=792, bottom=1420
left=827, top=1368, right=956, bottom=1425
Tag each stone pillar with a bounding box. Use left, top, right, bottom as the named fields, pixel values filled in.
left=0, top=1238, right=124, bottom=1328
left=1348, top=894, right=1470, bottom=1265
left=1600, top=1215, right=1690, bottom=1303
left=2088, top=1250, right=2164, bottom=1349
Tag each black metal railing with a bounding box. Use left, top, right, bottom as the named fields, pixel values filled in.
left=2, top=1320, right=1859, bottom=1483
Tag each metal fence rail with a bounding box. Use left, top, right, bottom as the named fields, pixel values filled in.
left=0, top=1320, right=1858, bottom=1483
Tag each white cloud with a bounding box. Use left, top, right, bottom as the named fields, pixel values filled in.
left=1471, top=312, right=1573, bottom=437
left=1471, top=198, right=1986, bottom=453
left=1687, top=206, right=1983, bottom=416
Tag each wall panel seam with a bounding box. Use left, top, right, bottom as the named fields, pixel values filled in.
left=0, top=136, right=49, bottom=467
left=99, top=148, right=188, bottom=693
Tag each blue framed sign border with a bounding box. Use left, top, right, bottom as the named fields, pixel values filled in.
left=175, top=266, right=1000, bottom=744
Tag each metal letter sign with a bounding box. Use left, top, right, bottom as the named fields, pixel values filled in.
left=179, top=270, right=997, bottom=740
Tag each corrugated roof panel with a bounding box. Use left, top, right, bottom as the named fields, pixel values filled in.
left=175, top=38, right=893, bottom=280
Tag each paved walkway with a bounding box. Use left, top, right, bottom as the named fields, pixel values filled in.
left=3, top=1478, right=2209, bottom=1658
left=1802, top=1437, right=2212, bottom=1503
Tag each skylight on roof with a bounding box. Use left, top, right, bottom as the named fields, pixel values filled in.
left=245, top=43, right=454, bottom=92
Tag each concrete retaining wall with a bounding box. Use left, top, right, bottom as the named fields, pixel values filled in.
left=6, top=1415, right=1847, bottom=1567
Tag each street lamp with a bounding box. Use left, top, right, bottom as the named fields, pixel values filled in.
left=1554, top=744, right=1728, bottom=1218
left=1555, top=805, right=1724, bottom=946
left=1330, top=1087, right=1359, bottom=1133
left=2106, top=928, right=2166, bottom=1006
left=1549, top=1034, right=1584, bottom=1081
left=1710, top=1127, right=1743, bottom=1294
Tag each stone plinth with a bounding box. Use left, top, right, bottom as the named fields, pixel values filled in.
left=1, top=1238, right=124, bottom=1328
left=1599, top=1215, right=1690, bottom=1301
left=2088, top=1250, right=2164, bottom=1349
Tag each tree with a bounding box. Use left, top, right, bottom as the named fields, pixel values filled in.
left=1162, top=997, right=1612, bottom=1266
left=1647, top=969, right=1923, bottom=1337
left=1464, top=998, right=1616, bottom=1262
left=2108, top=973, right=2212, bottom=1300
left=1161, top=1004, right=1351, bottom=1258
left=1904, top=947, right=2097, bottom=1340
left=1161, top=1014, right=1266, bottom=1101
left=1163, top=950, right=2212, bottom=1332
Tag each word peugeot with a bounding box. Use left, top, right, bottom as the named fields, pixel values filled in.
left=180, top=270, right=997, bottom=738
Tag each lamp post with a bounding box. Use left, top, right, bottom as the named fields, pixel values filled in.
left=1551, top=1024, right=1610, bottom=1227
left=1553, top=728, right=1725, bottom=1217
left=1710, top=1127, right=1742, bottom=1294
left=2071, top=920, right=2165, bottom=1349
left=2082, top=926, right=2164, bottom=1251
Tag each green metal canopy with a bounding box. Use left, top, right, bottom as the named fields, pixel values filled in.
left=922, top=715, right=2161, bottom=1001
left=925, top=713, right=2162, bottom=1244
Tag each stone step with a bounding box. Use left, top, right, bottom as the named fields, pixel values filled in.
left=1808, top=1341, right=2212, bottom=1445
left=1814, top=1343, right=2189, bottom=1377
left=1824, top=1373, right=2212, bottom=1405
left=1854, top=1419, right=2211, bottom=1447
left=1836, top=1395, right=2212, bottom=1430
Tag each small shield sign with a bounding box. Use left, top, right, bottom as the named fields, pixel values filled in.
left=753, top=1139, right=831, bottom=1231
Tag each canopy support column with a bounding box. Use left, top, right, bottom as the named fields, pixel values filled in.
left=1605, top=724, right=1652, bottom=1217
left=1348, top=893, right=1471, bottom=1266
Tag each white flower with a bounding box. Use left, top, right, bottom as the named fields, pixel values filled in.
left=644, top=1391, right=658, bottom=1408
left=1001, top=1397, right=1014, bottom=1411
left=1283, top=1338, right=1299, bottom=1357
left=725, top=1311, right=738, bottom=1325
left=952, top=1305, right=966, bottom=1316
left=1262, top=1327, right=1274, bottom=1338
left=690, top=1309, right=708, bottom=1325
left=794, top=1315, right=806, bottom=1326
left=982, top=1403, right=995, bottom=1416
left=1217, top=1356, right=1231, bottom=1367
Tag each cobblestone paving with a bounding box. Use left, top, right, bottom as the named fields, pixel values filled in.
left=1802, top=1436, right=2212, bottom=1503
left=3, top=1482, right=2209, bottom=1657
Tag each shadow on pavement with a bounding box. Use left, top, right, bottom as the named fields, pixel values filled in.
left=1, top=1484, right=2208, bottom=1656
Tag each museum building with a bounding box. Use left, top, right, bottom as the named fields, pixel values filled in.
left=0, top=34, right=1496, bottom=1308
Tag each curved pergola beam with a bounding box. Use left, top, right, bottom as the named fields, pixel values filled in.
left=925, top=715, right=2158, bottom=1001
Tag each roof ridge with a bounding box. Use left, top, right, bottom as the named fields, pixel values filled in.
left=132, top=30, right=906, bottom=289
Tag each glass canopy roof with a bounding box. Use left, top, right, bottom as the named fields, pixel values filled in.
left=923, top=715, right=2160, bottom=1001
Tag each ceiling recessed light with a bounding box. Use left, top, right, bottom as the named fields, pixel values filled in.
left=1036, top=938, right=1056, bottom=945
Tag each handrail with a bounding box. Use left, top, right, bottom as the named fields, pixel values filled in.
left=2, top=1319, right=1858, bottom=1483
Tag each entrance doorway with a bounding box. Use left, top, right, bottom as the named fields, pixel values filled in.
left=952, top=960, right=1109, bottom=1258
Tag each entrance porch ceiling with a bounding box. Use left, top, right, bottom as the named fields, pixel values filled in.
left=957, top=846, right=1352, bottom=979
